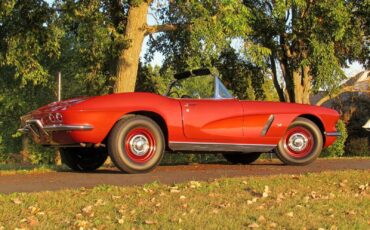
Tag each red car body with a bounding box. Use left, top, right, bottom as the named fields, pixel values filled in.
left=21, top=92, right=338, bottom=149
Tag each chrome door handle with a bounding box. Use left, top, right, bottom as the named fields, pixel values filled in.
left=184, top=103, right=196, bottom=107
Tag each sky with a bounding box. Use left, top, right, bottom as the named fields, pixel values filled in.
left=45, top=0, right=365, bottom=78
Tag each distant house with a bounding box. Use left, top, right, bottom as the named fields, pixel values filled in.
left=310, top=70, right=369, bottom=122
left=311, top=71, right=369, bottom=153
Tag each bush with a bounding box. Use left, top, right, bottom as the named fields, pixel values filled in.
left=322, top=119, right=348, bottom=157
left=27, top=143, right=57, bottom=165
left=345, top=138, right=369, bottom=157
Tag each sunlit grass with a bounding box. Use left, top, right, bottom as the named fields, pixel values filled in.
left=0, top=170, right=368, bottom=229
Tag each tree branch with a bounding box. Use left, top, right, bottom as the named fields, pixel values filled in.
left=144, top=23, right=188, bottom=35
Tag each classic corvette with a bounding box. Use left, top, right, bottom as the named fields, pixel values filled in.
left=18, top=69, right=341, bottom=173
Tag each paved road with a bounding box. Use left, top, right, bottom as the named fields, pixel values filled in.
left=0, top=158, right=369, bottom=194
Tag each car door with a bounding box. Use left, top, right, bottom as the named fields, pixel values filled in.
left=180, top=98, right=244, bottom=140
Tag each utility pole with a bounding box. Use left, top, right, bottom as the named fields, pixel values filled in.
left=57, top=72, right=62, bottom=101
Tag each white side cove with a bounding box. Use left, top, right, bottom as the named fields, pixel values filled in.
left=168, top=142, right=276, bottom=153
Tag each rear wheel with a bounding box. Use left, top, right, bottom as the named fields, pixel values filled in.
left=60, top=147, right=108, bottom=172
left=275, top=117, right=323, bottom=165
left=108, top=115, right=165, bottom=174
left=223, top=152, right=261, bottom=164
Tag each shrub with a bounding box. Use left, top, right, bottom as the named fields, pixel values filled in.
left=345, top=138, right=369, bottom=157
left=27, top=143, right=57, bottom=165
left=322, top=119, right=348, bottom=157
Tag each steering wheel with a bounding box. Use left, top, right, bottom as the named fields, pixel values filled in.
left=167, top=91, right=180, bottom=98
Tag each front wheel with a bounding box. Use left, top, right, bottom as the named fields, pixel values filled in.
left=108, top=115, right=165, bottom=174
left=275, top=117, right=323, bottom=165
left=60, top=147, right=108, bottom=172
left=223, top=152, right=261, bottom=164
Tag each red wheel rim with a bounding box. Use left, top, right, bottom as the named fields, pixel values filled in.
left=124, top=127, right=156, bottom=163
left=283, top=126, right=314, bottom=158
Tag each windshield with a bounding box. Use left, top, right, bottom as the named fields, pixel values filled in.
left=166, top=75, right=233, bottom=99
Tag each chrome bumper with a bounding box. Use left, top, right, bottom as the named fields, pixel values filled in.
left=325, top=132, right=341, bottom=137
left=18, top=119, right=93, bottom=138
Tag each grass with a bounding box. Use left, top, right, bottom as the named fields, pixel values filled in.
left=0, top=170, right=369, bottom=229
left=0, top=164, right=66, bottom=176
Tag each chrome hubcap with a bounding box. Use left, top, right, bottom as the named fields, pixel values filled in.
left=288, top=133, right=308, bottom=152
left=129, top=135, right=150, bottom=156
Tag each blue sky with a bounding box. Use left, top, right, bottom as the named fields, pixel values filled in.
left=45, top=0, right=364, bottom=77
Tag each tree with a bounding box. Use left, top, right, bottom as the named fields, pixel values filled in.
left=0, top=0, right=62, bottom=156
left=244, top=0, right=368, bottom=104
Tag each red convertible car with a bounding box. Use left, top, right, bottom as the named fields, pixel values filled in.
left=18, top=69, right=340, bottom=173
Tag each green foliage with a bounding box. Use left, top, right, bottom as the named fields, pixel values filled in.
left=148, top=0, right=252, bottom=71
left=244, top=0, right=367, bottom=102
left=0, top=0, right=62, bottom=155
left=54, top=0, right=125, bottom=97
left=27, top=144, right=57, bottom=165
left=322, top=120, right=348, bottom=157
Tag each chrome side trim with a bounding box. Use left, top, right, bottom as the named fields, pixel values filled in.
left=43, top=124, right=93, bottom=132
left=260, top=114, right=274, bottom=136
left=325, top=132, right=341, bottom=137
left=18, top=119, right=93, bottom=134
left=169, top=141, right=276, bottom=153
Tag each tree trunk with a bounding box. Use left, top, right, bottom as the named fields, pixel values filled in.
left=292, top=70, right=302, bottom=103
left=114, top=2, right=150, bottom=93
left=270, top=53, right=285, bottom=102
left=302, top=66, right=311, bottom=104
left=21, top=136, right=29, bottom=163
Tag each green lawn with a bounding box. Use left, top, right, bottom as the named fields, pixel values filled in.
left=0, top=170, right=369, bottom=229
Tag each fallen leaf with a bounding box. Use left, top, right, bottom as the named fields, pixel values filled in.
left=170, top=189, right=180, bottom=193
left=155, top=203, right=161, bottom=207
left=257, top=215, right=266, bottom=222
left=189, top=181, right=201, bottom=188
left=28, top=206, right=38, bottom=214
left=117, top=218, right=124, bottom=224
left=180, top=195, right=186, bottom=200
left=212, top=209, right=219, bottom=214
left=145, top=220, right=156, bottom=225
left=256, top=205, right=265, bottom=210
left=291, top=175, right=300, bottom=180
left=27, top=217, right=39, bottom=226
left=95, top=199, right=105, bottom=206
left=269, top=222, right=277, bottom=228
left=20, top=218, right=27, bottom=223
left=286, top=212, right=294, bottom=217
left=347, top=210, right=356, bottom=216
left=329, top=225, right=338, bottom=230
left=12, top=198, right=22, bottom=205
left=82, top=205, right=93, bottom=214
left=36, top=212, right=45, bottom=216
left=112, top=195, right=121, bottom=200
left=248, top=222, right=259, bottom=228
